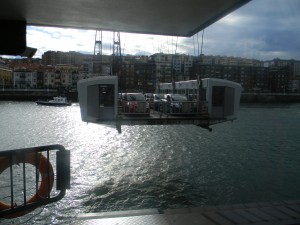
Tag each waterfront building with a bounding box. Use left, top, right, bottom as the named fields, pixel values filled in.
left=4, top=53, right=300, bottom=94
left=267, top=58, right=300, bottom=93
left=82, top=55, right=94, bottom=74
left=42, top=51, right=84, bottom=66
left=150, top=53, right=172, bottom=83
left=52, top=65, right=80, bottom=89
left=13, top=68, right=37, bottom=89
left=290, top=59, right=300, bottom=93
left=43, top=71, right=55, bottom=89
left=120, top=61, right=135, bottom=92
left=119, top=55, right=143, bottom=92
left=12, top=64, right=80, bottom=90
left=0, top=64, right=13, bottom=89
left=172, top=54, right=194, bottom=81
left=193, top=58, right=269, bottom=93
left=150, top=53, right=194, bottom=83
left=92, top=55, right=112, bottom=75
left=134, top=61, right=156, bottom=93
left=116, top=55, right=154, bottom=93
left=200, top=55, right=264, bottom=67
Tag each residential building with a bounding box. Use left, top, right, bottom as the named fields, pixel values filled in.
left=12, top=64, right=80, bottom=90
left=0, top=64, right=13, bottom=88
left=13, top=68, right=37, bottom=89
left=267, top=58, right=298, bottom=93
left=134, top=61, right=156, bottom=93
left=42, top=51, right=84, bottom=66
left=150, top=53, right=194, bottom=83
left=3, top=53, right=300, bottom=94
left=150, top=53, right=172, bottom=83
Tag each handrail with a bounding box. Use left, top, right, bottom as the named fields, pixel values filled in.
left=0, top=144, right=70, bottom=218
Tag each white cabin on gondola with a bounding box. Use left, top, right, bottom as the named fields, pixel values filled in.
left=203, top=78, right=242, bottom=120
left=77, top=76, right=118, bottom=123
left=159, top=78, right=242, bottom=120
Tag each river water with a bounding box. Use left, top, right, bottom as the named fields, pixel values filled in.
left=0, top=101, right=300, bottom=224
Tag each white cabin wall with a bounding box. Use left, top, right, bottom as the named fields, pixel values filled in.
left=87, top=85, right=99, bottom=120
left=77, top=76, right=118, bottom=123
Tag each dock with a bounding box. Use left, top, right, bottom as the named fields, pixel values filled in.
left=73, top=200, right=300, bottom=225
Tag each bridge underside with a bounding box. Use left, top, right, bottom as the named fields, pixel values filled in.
left=0, top=0, right=251, bottom=37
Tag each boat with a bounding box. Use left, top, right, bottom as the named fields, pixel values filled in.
left=36, top=96, right=72, bottom=106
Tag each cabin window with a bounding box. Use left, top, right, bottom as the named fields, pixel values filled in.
left=212, top=86, right=225, bottom=107
left=99, top=84, right=114, bottom=107
left=199, top=88, right=206, bottom=101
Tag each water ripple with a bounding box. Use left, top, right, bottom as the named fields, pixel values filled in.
left=1, top=102, right=300, bottom=224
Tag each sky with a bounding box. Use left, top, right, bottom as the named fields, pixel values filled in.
left=26, top=0, right=300, bottom=61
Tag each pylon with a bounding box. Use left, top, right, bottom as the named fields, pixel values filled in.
left=112, top=32, right=123, bottom=90
left=93, top=30, right=102, bottom=74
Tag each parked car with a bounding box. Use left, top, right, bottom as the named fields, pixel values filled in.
left=120, top=93, right=150, bottom=115
left=161, top=94, right=192, bottom=113
left=144, top=93, right=154, bottom=108
left=153, top=94, right=165, bottom=111
left=144, top=93, right=154, bottom=101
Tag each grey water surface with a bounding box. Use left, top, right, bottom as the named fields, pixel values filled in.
left=1, top=101, right=300, bottom=224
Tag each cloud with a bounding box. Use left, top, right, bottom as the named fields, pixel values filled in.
left=27, top=27, right=96, bottom=57
left=192, top=0, right=300, bottom=60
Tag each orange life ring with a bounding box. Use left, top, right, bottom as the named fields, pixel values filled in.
left=0, top=152, right=54, bottom=218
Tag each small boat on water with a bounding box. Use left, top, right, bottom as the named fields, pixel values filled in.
left=36, top=96, right=72, bottom=106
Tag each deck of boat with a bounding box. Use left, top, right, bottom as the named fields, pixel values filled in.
left=74, top=200, right=300, bottom=225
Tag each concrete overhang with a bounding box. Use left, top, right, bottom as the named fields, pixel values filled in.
left=0, top=0, right=251, bottom=37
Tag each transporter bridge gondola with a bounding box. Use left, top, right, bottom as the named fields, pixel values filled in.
left=77, top=76, right=242, bottom=133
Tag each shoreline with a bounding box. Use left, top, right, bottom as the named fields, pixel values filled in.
left=0, top=91, right=300, bottom=103
left=241, top=93, right=300, bottom=103
left=0, top=90, right=79, bottom=102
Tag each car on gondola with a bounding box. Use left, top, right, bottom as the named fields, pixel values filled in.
left=120, top=93, right=150, bottom=115
left=152, top=94, right=164, bottom=111
left=161, top=94, right=192, bottom=114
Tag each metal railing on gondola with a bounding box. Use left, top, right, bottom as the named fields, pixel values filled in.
left=0, top=144, right=70, bottom=218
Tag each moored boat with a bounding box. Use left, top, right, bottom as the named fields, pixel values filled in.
left=36, top=96, right=72, bottom=106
